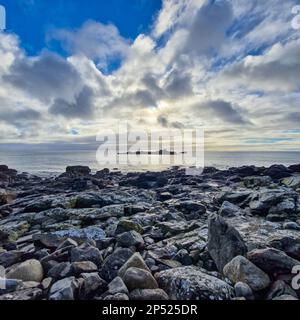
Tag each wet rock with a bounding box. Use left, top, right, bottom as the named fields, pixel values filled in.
left=129, top=288, right=169, bottom=300
left=208, top=214, right=247, bottom=272
left=123, top=267, right=158, bottom=291
left=155, top=266, right=234, bottom=300
left=289, top=164, right=300, bottom=173
left=49, top=277, right=79, bottom=300
left=223, top=256, right=270, bottom=291
left=7, top=259, right=44, bottom=282
left=100, top=248, right=133, bottom=282
left=247, top=248, right=300, bottom=276
left=243, top=176, right=272, bottom=188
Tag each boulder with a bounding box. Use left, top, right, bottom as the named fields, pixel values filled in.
left=266, top=280, right=298, bottom=300
left=118, top=252, right=151, bottom=278
left=7, top=259, right=44, bottom=282
left=247, top=248, right=300, bottom=276
left=79, top=272, right=107, bottom=298
left=65, top=166, right=91, bottom=177
left=218, top=201, right=242, bottom=217
left=100, top=248, right=133, bottom=282
left=155, top=266, right=234, bottom=300
left=264, top=165, right=291, bottom=180
left=129, top=288, right=169, bottom=300
left=207, top=214, right=247, bottom=272
left=0, top=250, right=23, bottom=268
left=107, top=276, right=129, bottom=295
left=123, top=267, right=158, bottom=291
left=115, top=220, right=143, bottom=235
left=116, top=231, right=144, bottom=248
left=234, top=282, right=254, bottom=300
left=49, top=277, right=79, bottom=300
left=71, top=261, right=98, bottom=275
left=70, top=244, right=102, bottom=267
left=282, top=175, right=300, bottom=189
left=223, top=256, right=270, bottom=291
left=47, top=262, right=72, bottom=280
left=268, top=236, right=300, bottom=260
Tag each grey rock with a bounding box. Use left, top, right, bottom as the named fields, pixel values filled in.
left=267, top=280, right=298, bottom=300
left=223, top=256, right=270, bottom=291
left=273, top=295, right=298, bottom=300
left=0, top=278, right=23, bottom=294
left=54, top=226, right=106, bottom=242
left=48, top=262, right=72, bottom=280
left=117, top=231, right=144, bottom=248
left=103, top=293, right=129, bottom=300
left=107, top=276, right=129, bottom=295
left=7, top=259, right=44, bottom=282
left=248, top=248, right=300, bottom=275
left=71, top=261, right=98, bottom=275
left=123, top=267, right=158, bottom=291
left=219, top=201, right=242, bottom=217
left=80, top=272, right=107, bottom=298
left=49, top=277, right=79, bottom=300
left=208, top=214, right=247, bottom=272
left=155, top=266, right=234, bottom=300
left=100, top=248, right=133, bottom=282
left=234, top=282, right=254, bottom=300
left=129, top=288, right=169, bottom=300
left=0, top=250, right=23, bottom=268
left=268, top=236, right=300, bottom=260
left=71, top=244, right=102, bottom=267
left=118, top=252, right=151, bottom=278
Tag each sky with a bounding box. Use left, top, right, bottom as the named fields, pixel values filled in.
left=0, top=0, right=300, bottom=151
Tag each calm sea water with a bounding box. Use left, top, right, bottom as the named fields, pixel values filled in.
left=0, top=148, right=299, bottom=175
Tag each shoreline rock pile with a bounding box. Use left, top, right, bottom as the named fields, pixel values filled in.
left=0, top=163, right=300, bottom=300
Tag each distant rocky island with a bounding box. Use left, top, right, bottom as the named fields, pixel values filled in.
left=118, top=149, right=186, bottom=155
left=0, top=163, right=300, bottom=300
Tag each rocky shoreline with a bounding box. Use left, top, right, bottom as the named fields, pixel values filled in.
left=0, top=163, right=300, bottom=300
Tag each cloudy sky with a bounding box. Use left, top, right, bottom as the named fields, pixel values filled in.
left=0, top=0, right=300, bottom=151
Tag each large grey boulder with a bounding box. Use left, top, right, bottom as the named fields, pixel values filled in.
left=49, top=277, right=79, bottom=300
left=208, top=214, right=247, bottom=272
left=7, top=259, right=44, bottom=283
left=155, top=266, right=234, bottom=300
left=247, top=248, right=300, bottom=276
left=223, top=256, right=270, bottom=291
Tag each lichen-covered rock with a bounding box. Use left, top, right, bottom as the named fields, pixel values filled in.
left=155, top=266, right=234, bottom=300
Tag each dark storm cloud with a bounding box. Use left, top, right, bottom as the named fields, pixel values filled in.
left=163, top=69, right=193, bottom=99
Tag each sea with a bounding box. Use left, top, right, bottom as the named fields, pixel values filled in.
left=0, top=146, right=299, bottom=176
